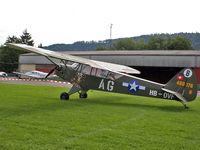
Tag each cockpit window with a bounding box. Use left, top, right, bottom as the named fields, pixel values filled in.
left=81, top=65, right=92, bottom=75
left=61, top=62, right=122, bottom=80
left=71, top=63, right=79, bottom=70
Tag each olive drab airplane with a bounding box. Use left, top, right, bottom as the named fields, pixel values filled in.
left=7, top=43, right=197, bottom=108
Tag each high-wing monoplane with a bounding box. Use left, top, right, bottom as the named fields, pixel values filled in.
left=0, top=71, right=8, bottom=77
left=13, top=70, right=57, bottom=79
left=7, top=44, right=197, bottom=108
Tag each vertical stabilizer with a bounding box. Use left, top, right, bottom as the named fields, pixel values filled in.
left=162, top=68, right=197, bottom=102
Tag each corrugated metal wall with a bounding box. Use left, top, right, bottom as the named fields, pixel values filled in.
left=19, top=51, right=200, bottom=84
left=19, top=53, right=200, bottom=67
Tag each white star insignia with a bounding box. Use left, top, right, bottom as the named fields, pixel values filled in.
left=129, top=81, right=138, bottom=91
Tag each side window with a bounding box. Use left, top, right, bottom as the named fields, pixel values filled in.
left=78, top=65, right=122, bottom=80
left=90, top=67, right=109, bottom=78
left=71, top=63, right=79, bottom=71
left=81, top=65, right=91, bottom=75
left=91, top=68, right=97, bottom=76
left=107, top=72, right=122, bottom=80
left=97, top=69, right=109, bottom=78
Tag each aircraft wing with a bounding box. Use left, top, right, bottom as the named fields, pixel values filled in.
left=7, top=43, right=140, bottom=74
left=13, top=71, right=25, bottom=76
left=92, top=60, right=140, bottom=74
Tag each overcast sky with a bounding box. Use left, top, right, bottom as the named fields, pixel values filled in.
left=0, top=0, right=199, bottom=46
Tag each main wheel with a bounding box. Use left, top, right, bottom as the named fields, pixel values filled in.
left=79, top=93, right=87, bottom=99
left=60, top=92, right=69, bottom=100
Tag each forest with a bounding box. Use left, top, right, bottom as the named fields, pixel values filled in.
left=46, top=33, right=200, bottom=51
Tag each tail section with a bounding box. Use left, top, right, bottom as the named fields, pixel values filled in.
left=162, top=68, right=197, bottom=102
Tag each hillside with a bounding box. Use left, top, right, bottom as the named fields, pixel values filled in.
left=46, top=33, right=200, bottom=51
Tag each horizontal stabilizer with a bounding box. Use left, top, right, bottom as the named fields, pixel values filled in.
left=162, top=88, right=187, bottom=102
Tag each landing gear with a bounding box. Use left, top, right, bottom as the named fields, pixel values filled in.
left=60, top=91, right=88, bottom=100
left=181, top=102, right=189, bottom=109
left=60, top=85, right=88, bottom=100
left=60, top=92, right=69, bottom=100
left=79, top=92, right=88, bottom=99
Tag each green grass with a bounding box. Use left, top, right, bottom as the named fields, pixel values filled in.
left=0, top=83, right=200, bottom=150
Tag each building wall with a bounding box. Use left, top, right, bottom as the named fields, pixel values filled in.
left=194, top=68, right=200, bottom=84
left=90, top=55, right=197, bottom=67
left=35, top=64, right=55, bottom=73
left=19, top=51, right=200, bottom=84
left=19, top=64, right=36, bottom=72
left=19, top=55, right=52, bottom=64
left=19, top=54, right=200, bottom=67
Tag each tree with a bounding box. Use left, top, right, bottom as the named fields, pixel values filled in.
left=112, top=38, right=145, bottom=50
left=38, top=43, right=43, bottom=48
left=146, top=35, right=193, bottom=50
left=6, top=35, right=21, bottom=44
left=96, top=46, right=110, bottom=51
left=20, top=29, right=34, bottom=46
left=0, top=29, right=34, bottom=72
left=167, top=36, right=193, bottom=50
left=146, top=36, right=168, bottom=50
left=113, top=38, right=136, bottom=50
left=0, top=46, right=20, bottom=72
left=135, top=40, right=145, bottom=50
left=0, top=36, right=23, bottom=72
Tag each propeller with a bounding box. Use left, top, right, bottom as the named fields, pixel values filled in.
left=45, top=66, right=57, bottom=78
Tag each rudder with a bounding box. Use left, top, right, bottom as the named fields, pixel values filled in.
left=162, top=68, right=197, bottom=102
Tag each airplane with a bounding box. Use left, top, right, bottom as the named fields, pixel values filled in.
left=0, top=71, right=8, bottom=77
left=13, top=70, right=57, bottom=79
left=7, top=43, right=198, bottom=108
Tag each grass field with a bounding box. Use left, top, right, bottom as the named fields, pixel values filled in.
left=0, top=83, right=200, bottom=150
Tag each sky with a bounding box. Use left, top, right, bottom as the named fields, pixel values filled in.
left=0, top=0, right=199, bottom=46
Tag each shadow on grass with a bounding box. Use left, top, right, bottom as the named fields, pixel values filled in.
left=0, top=95, right=193, bottom=120
left=85, top=96, right=193, bottom=113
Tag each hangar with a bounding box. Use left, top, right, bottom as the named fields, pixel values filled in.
left=18, top=50, right=200, bottom=84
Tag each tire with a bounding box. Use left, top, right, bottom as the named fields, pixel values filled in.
left=79, top=93, right=87, bottom=99
left=60, top=92, right=69, bottom=100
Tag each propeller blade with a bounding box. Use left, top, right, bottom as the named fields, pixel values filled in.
left=45, top=67, right=56, bottom=78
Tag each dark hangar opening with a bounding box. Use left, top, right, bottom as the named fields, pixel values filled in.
left=132, top=67, right=183, bottom=84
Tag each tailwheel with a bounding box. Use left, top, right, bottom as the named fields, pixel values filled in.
left=180, top=101, right=189, bottom=109
left=79, top=93, right=88, bottom=99
left=60, top=92, right=69, bottom=100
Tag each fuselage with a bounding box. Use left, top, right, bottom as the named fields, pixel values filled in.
left=56, top=64, right=179, bottom=101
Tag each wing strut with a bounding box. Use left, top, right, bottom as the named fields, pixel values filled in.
left=68, top=85, right=81, bottom=95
